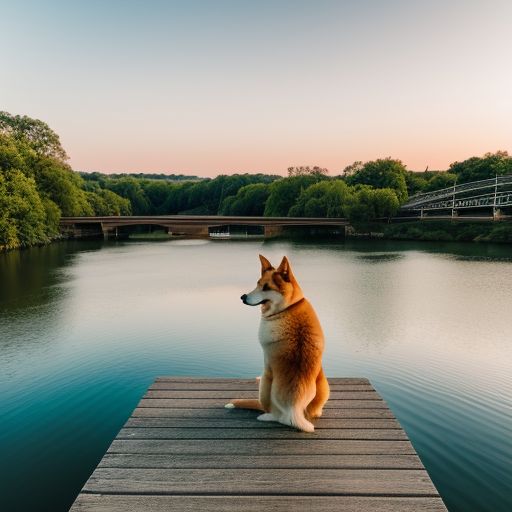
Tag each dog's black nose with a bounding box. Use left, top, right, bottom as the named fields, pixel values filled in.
left=240, top=294, right=247, bottom=302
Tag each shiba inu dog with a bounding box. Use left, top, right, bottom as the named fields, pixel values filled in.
left=225, top=255, right=329, bottom=432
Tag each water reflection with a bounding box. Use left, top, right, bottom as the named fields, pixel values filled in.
left=356, top=253, right=404, bottom=263
left=0, top=238, right=511, bottom=511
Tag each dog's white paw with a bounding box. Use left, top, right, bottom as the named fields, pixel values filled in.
left=256, top=376, right=261, bottom=382
left=257, top=413, right=276, bottom=422
left=299, top=422, right=315, bottom=433
left=224, top=403, right=235, bottom=409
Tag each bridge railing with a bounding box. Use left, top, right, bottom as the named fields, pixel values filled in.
left=402, top=175, right=512, bottom=209
left=414, top=191, right=512, bottom=211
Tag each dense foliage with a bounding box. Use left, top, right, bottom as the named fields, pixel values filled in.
left=288, top=180, right=351, bottom=217
left=81, top=172, right=279, bottom=215
left=2, top=111, right=511, bottom=250
left=448, top=151, right=512, bottom=184
left=0, top=112, right=130, bottom=250
left=219, top=183, right=270, bottom=216
left=346, top=158, right=409, bottom=203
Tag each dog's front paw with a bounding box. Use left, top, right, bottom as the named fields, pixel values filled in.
left=224, top=403, right=235, bottom=409
left=257, top=413, right=275, bottom=422
left=255, top=376, right=261, bottom=382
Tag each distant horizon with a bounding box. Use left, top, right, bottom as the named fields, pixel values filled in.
left=3, top=0, right=511, bottom=177
left=74, top=148, right=501, bottom=178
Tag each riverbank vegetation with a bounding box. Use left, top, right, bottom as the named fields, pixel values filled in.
left=0, top=112, right=130, bottom=250
left=2, top=111, right=512, bottom=250
left=382, top=221, right=512, bottom=243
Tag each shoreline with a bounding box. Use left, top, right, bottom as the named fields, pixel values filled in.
left=2, top=220, right=512, bottom=253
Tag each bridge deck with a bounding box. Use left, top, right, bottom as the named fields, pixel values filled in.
left=60, top=215, right=349, bottom=227
left=70, top=377, right=447, bottom=511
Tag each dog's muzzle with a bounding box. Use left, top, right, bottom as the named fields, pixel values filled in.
left=241, top=294, right=269, bottom=306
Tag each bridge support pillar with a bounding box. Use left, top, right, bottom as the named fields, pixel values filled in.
left=102, top=226, right=119, bottom=240
left=101, top=223, right=109, bottom=240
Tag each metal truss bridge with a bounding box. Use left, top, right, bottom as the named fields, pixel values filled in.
left=400, top=175, right=512, bottom=218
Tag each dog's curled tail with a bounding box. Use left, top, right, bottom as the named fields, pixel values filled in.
left=224, top=399, right=263, bottom=411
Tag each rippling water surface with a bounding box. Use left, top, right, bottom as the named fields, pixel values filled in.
left=1, top=238, right=511, bottom=511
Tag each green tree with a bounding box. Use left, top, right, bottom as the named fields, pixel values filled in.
left=41, top=197, right=61, bottom=235
left=31, top=157, right=93, bottom=216
left=161, top=182, right=195, bottom=214
left=288, top=180, right=353, bottom=217
left=0, top=111, right=67, bottom=160
left=449, top=151, right=512, bottom=184
left=157, top=174, right=278, bottom=215
left=264, top=174, right=326, bottom=216
left=0, top=169, right=53, bottom=250
left=423, top=172, right=457, bottom=192
left=219, top=183, right=270, bottom=216
left=405, top=171, right=429, bottom=195
left=341, top=161, right=364, bottom=178
left=346, top=187, right=400, bottom=223
left=347, top=158, right=408, bottom=203
left=105, top=177, right=150, bottom=215
left=1, top=116, right=93, bottom=217
left=141, top=180, right=173, bottom=214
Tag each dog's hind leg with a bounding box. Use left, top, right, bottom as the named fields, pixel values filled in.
left=224, top=399, right=264, bottom=411
left=306, top=368, right=330, bottom=419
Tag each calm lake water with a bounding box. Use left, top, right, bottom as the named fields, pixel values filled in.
left=1, top=238, right=511, bottom=511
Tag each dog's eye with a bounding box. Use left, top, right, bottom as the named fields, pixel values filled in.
left=262, top=283, right=270, bottom=291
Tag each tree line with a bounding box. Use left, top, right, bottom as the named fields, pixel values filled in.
left=1, top=111, right=511, bottom=250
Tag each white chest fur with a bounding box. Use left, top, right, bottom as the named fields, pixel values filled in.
left=258, top=318, right=280, bottom=347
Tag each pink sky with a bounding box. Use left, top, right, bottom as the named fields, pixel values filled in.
left=3, top=1, right=511, bottom=176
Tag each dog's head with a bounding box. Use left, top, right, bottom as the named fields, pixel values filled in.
left=241, top=255, right=303, bottom=316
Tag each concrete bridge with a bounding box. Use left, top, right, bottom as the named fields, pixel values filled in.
left=60, top=215, right=349, bottom=239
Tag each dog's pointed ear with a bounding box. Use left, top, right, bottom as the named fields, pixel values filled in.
left=259, top=254, right=274, bottom=274
left=276, top=256, right=293, bottom=282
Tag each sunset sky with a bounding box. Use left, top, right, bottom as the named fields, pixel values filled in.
left=2, top=0, right=511, bottom=176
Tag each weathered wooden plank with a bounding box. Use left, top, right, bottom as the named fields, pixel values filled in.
left=125, top=417, right=402, bottom=429
left=70, top=494, right=448, bottom=512
left=131, top=407, right=396, bottom=419
left=144, top=390, right=381, bottom=400
left=98, top=453, right=425, bottom=470
left=155, top=377, right=370, bottom=385
left=83, top=468, right=439, bottom=496
left=107, top=439, right=417, bottom=455
left=117, top=427, right=408, bottom=440
left=70, top=377, right=446, bottom=511
left=150, top=382, right=374, bottom=391
left=137, top=398, right=388, bottom=409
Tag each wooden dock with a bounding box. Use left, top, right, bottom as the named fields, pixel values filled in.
left=70, top=377, right=447, bottom=511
